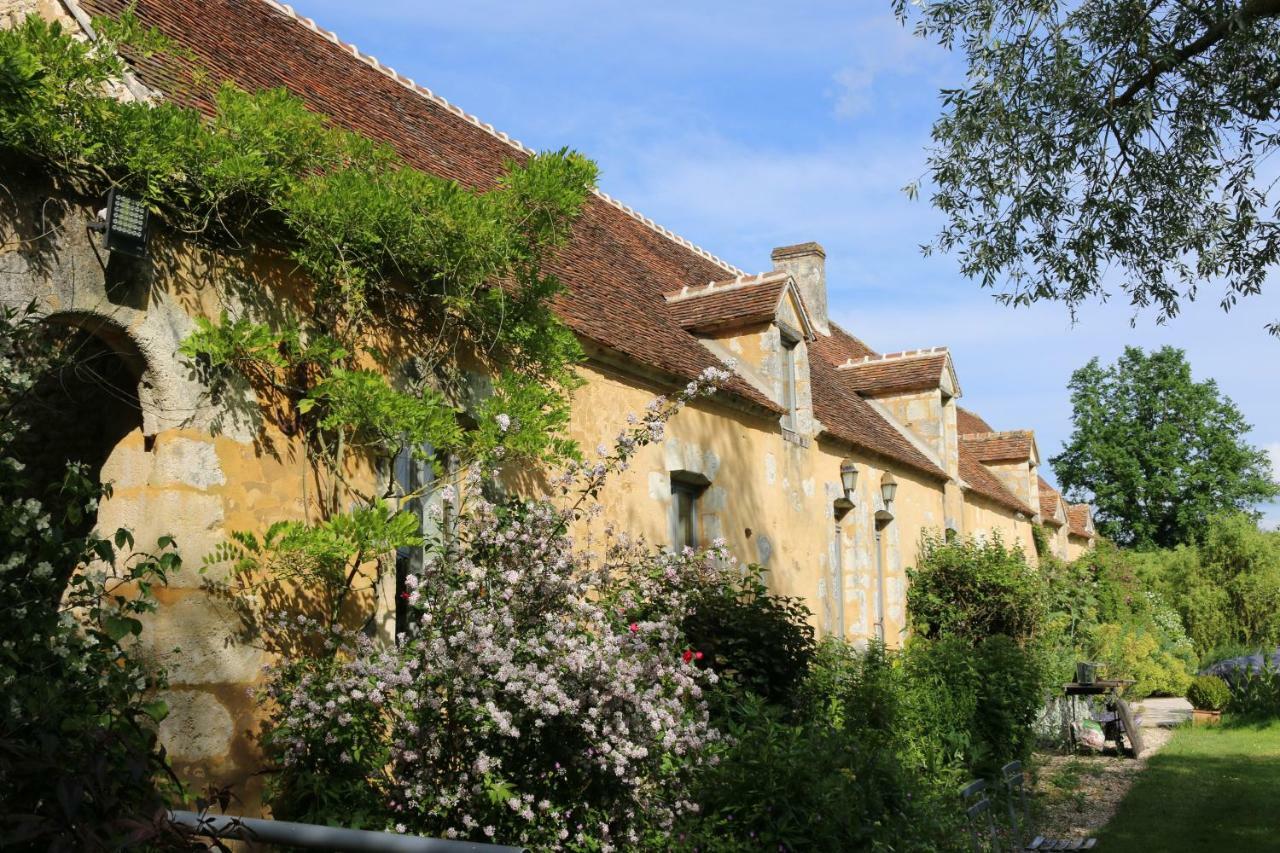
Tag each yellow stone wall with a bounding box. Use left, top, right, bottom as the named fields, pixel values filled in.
left=568, top=361, right=960, bottom=648
left=962, top=492, right=1037, bottom=558
left=2, top=178, right=1051, bottom=809
left=1067, top=533, right=1093, bottom=562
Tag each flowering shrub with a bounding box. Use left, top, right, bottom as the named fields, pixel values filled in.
left=679, top=562, right=815, bottom=708
left=0, top=306, right=189, bottom=850
left=256, top=369, right=735, bottom=849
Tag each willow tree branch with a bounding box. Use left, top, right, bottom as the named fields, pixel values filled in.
left=1110, top=0, right=1280, bottom=109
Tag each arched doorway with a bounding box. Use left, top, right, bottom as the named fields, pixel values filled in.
left=7, top=315, right=146, bottom=538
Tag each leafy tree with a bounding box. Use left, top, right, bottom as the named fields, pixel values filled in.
left=1052, top=346, right=1277, bottom=547
left=1143, top=511, right=1280, bottom=655
left=895, top=0, right=1280, bottom=334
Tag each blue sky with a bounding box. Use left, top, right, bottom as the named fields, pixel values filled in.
left=291, top=0, right=1280, bottom=526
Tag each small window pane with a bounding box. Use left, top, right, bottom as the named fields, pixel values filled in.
left=781, top=339, right=798, bottom=429
left=671, top=480, right=701, bottom=550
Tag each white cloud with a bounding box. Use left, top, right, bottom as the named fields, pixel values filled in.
left=829, top=13, right=944, bottom=118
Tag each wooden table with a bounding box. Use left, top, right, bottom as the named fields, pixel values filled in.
left=1063, top=679, right=1144, bottom=758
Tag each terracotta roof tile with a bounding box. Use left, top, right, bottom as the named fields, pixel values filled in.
left=808, top=330, right=948, bottom=480
left=822, top=323, right=879, bottom=362
left=957, top=407, right=996, bottom=434
left=948, top=409, right=1034, bottom=513
left=960, top=431, right=1035, bottom=463
left=959, top=453, right=1034, bottom=516
left=1067, top=504, right=1094, bottom=539
left=83, top=0, right=990, bottom=476
left=81, top=0, right=780, bottom=412
left=835, top=350, right=949, bottom=396
left=1037, top=476, right=1064, bottom=527
left=664, top=272, right=793, bottom=335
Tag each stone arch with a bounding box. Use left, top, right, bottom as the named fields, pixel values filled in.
left=0, top=183, right=251, bottom=441
left=8, top=312, right=150, bottom=536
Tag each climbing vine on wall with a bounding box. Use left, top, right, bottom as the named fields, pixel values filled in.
left=0, top=13, right=596, bottom=516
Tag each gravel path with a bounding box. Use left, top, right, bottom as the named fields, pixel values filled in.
left=1032, top=697, right=1189, bottom=839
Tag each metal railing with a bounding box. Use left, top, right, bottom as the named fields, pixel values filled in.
left=169, top=810, right=528, bottom=853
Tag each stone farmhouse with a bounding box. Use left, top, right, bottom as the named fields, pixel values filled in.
left=1, top=0, right=1094, bottom=800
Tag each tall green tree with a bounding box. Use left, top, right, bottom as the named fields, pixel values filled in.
left=1052, top=346, right=1277, bottom=547
left=894, top=0, right=1280, bottom=334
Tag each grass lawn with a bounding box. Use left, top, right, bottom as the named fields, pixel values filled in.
left=1097, top=718, right=1280, bottom=852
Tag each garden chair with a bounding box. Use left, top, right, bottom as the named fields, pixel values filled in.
left=960, top=778, right=1003, bottom=852
left=1001, top=760, right=1097, bottom=850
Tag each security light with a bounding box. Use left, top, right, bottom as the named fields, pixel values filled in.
left=880, top=472, right=898, bottom=509
left=91, top=189, right=149, bottom=258
left=839, top=459, right=859, bottom=504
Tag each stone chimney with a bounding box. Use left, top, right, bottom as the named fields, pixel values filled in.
left=771, top=242, right=828, bottom=335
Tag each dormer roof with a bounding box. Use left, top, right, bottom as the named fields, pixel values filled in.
left=960, top=430, right=1039, bottom=465
left=1038, top=476, right=1066, bottom=528
left=834, top=347, right=960, bottom=397
left=1068, top=504, right=1095, bottom=539
left=663, top=271, right=816, bottom=338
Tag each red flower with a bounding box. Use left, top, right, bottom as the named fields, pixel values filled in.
left=398, top=591, right=410, bottom=600
left=695, top=651, right=704, bottom=661
left=682, top=650, right=694, bottom=663
left=629, top=622, right=639, bottom=634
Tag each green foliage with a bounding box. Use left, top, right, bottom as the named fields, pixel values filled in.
left=902, top=533, right=1047, bottom=773
left=1091, top=621, right=1194, bottom=698
left=902, top=634, right=1045, bottom=776
left=1044, top=543, right=1197, bottom=697
left=1143, top=512, right=1280, bottom=656
left=681, top=563, right=816, bottom=707
left=906, top=532, right=1046, bottom=643
left=1031, top=523, right=1051, bottom=559
left=1051, top=347, right=1277, bottom=548
left=208, top=501, right=422, bottom=635
left=0, top=13, right=599, bottom=514
left=304, top=369, right=462, bottom=458
left=1226, top=668, right=1280, bottom=719
left=1187, top=675, right=1232, bottom=713
left=0, top=306, right=190, bottom=849
left=896, top=0, right=1280, bottom=335
left=680, top=642, right=964, bottom=852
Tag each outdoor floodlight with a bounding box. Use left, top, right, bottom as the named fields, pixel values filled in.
left=91, top=188, right=150, bottom=258
left=880, top=472, right=898, bottom=509
left=839, top=459, right=859, bottom=504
